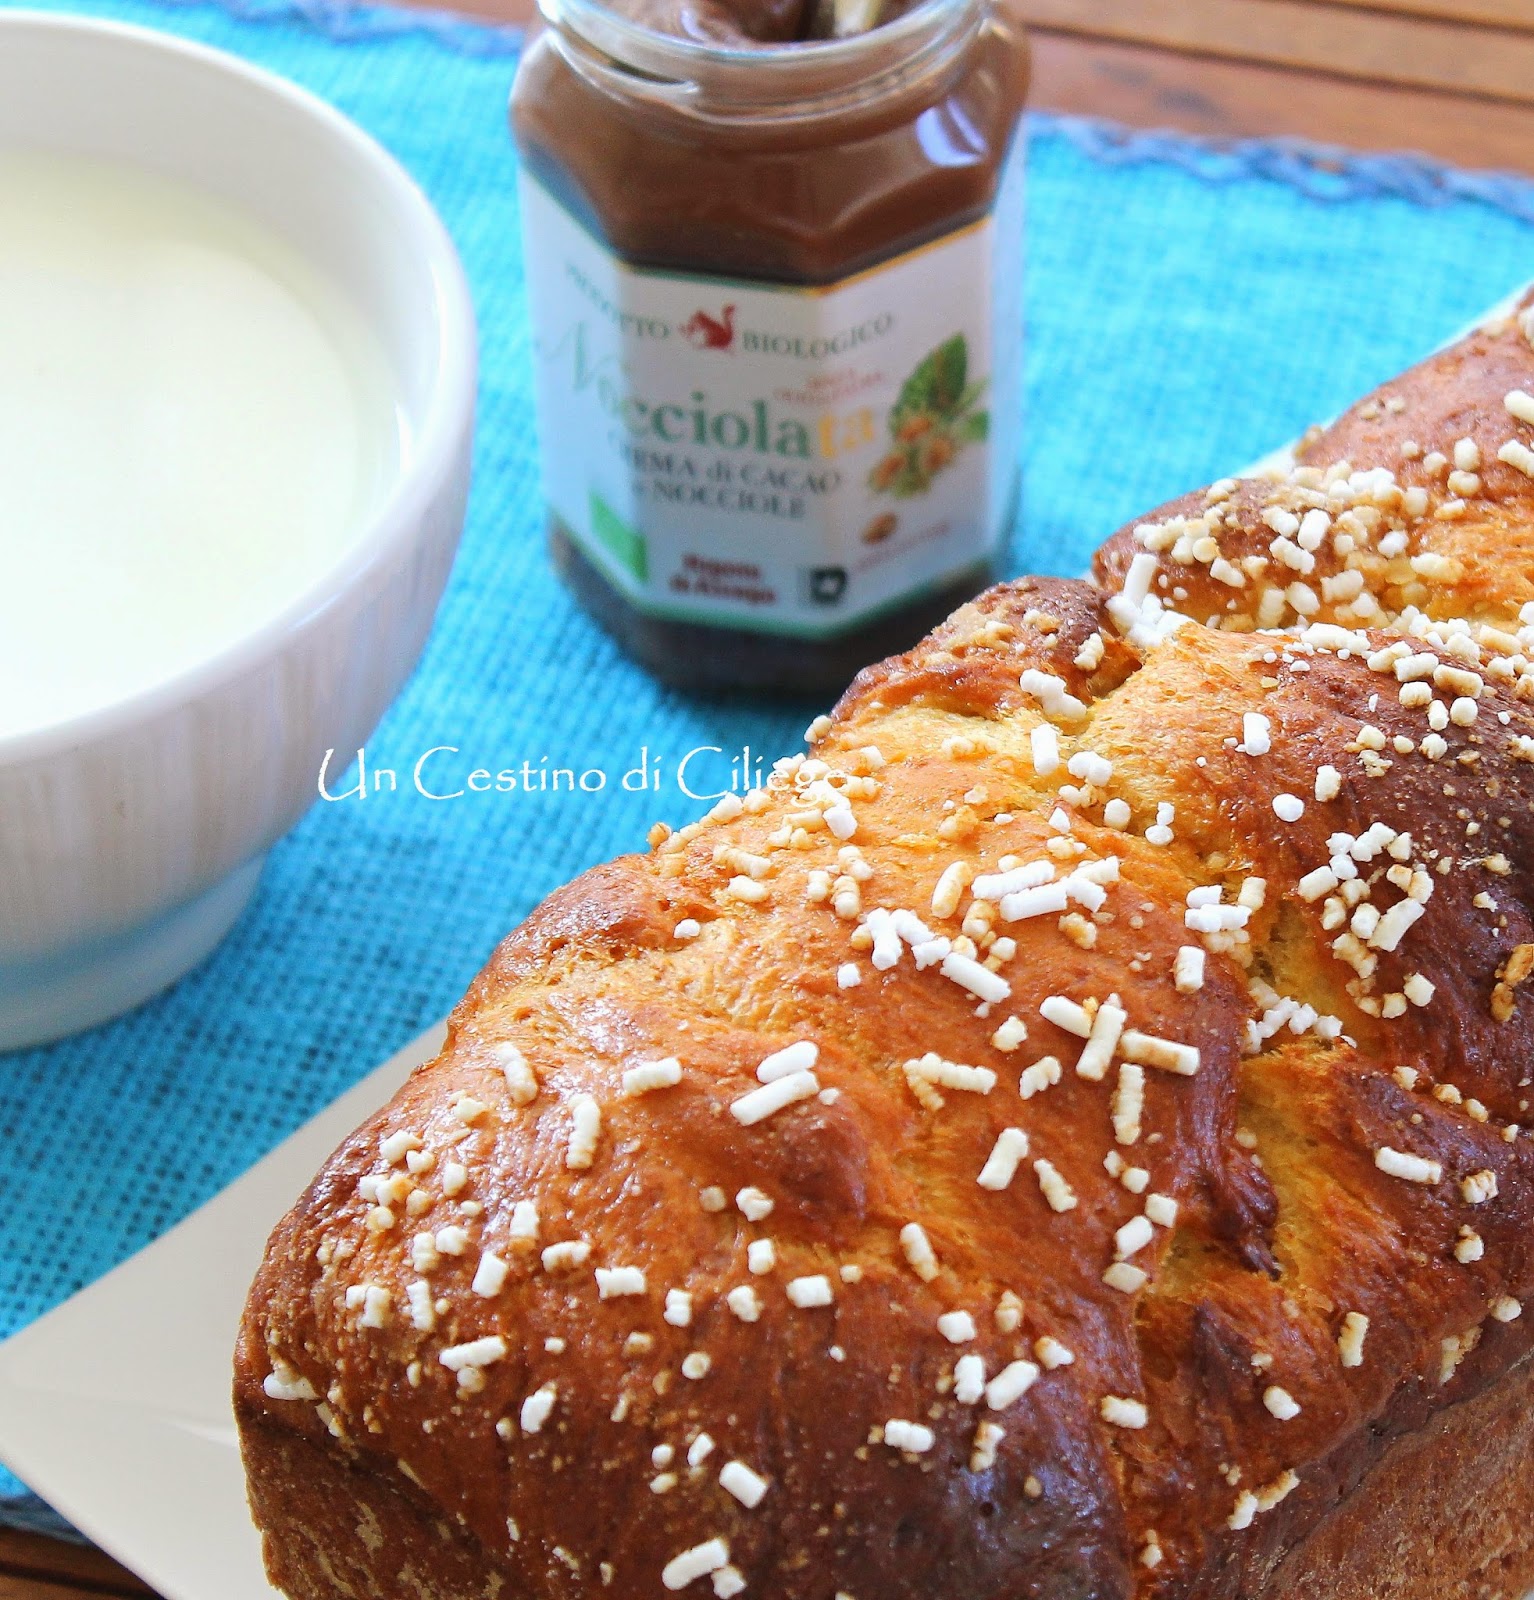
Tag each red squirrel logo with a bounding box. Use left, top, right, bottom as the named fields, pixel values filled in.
left=680, top=304, right=736, bottom=352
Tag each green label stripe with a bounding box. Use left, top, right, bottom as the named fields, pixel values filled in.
left=589, top=491, right=647, bottom=582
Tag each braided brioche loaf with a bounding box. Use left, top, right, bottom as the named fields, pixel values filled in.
left=238, top=291, right=1534, bottom=1600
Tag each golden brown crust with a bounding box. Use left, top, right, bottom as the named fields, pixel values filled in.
left=242, top=308, right=1534, bottom=1600
left=241, top=1341, right=1534, bottom=1600
left=1094, top=289, right=1534, bottom=634
left=238, top=1393, right=502, bottom=1600
left=1258, top=1349, right=1534, bottom=1599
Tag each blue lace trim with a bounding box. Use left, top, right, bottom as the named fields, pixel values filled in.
left=1050, top=113, right=1534, bottom=225
left=0, top=1495, right=83, bottom=1541
left=132, top=0, right=524, bottom=53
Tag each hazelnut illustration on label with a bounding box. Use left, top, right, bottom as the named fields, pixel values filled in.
left=870, top=334, right=990, bottom=500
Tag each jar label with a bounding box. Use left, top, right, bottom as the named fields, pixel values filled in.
left=519, top=144, right=1023, bottom=637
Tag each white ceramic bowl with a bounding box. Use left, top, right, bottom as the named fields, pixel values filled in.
left=0, top=13, right=477, bottom=1051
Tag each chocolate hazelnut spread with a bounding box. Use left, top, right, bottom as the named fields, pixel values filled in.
left=512, top=0, right=1030, bottom=693
left=612, top=0, right=922, bottom=47
left=610, top=0, right=810, bottom=45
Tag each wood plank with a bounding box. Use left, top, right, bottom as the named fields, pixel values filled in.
left=1317, top=0, right=1534, bottom=31
left=430, top=0, right=530, bottom=21
left=0, top=1568, right=150, bottom=1597
left=1016, top=0, right=1534, bottom=104
left=0, top=1577, right=115, bottom=1600
left=0, top=1531, right=154, bottom=1598
left=1027, top=28, right=1534, bottom=175
left=434, top=0, right=1534, bottom=59
left=447, top=0, right=1534, bottom=30
left=0, top=1576, right=152, bottom=1598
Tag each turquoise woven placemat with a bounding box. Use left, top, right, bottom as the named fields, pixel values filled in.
left=2, top=0, right=1533, bottom=1537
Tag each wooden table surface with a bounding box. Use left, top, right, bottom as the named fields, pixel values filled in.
left=7, top=0, right=1532, bottom=1595
left=456, top=0, right=1534, bottom=172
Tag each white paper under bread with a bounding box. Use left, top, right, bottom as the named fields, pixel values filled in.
left=0, top=1024, right=443, bottom=1600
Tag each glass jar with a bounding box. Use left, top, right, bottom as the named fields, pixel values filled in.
left=511, top=0, right=1030, bottom=694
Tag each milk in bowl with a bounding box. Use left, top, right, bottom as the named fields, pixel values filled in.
left=0, top=149, right=404, bottom=740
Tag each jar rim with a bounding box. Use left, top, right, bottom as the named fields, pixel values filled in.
left=535, top=0, right=984, bottom=115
